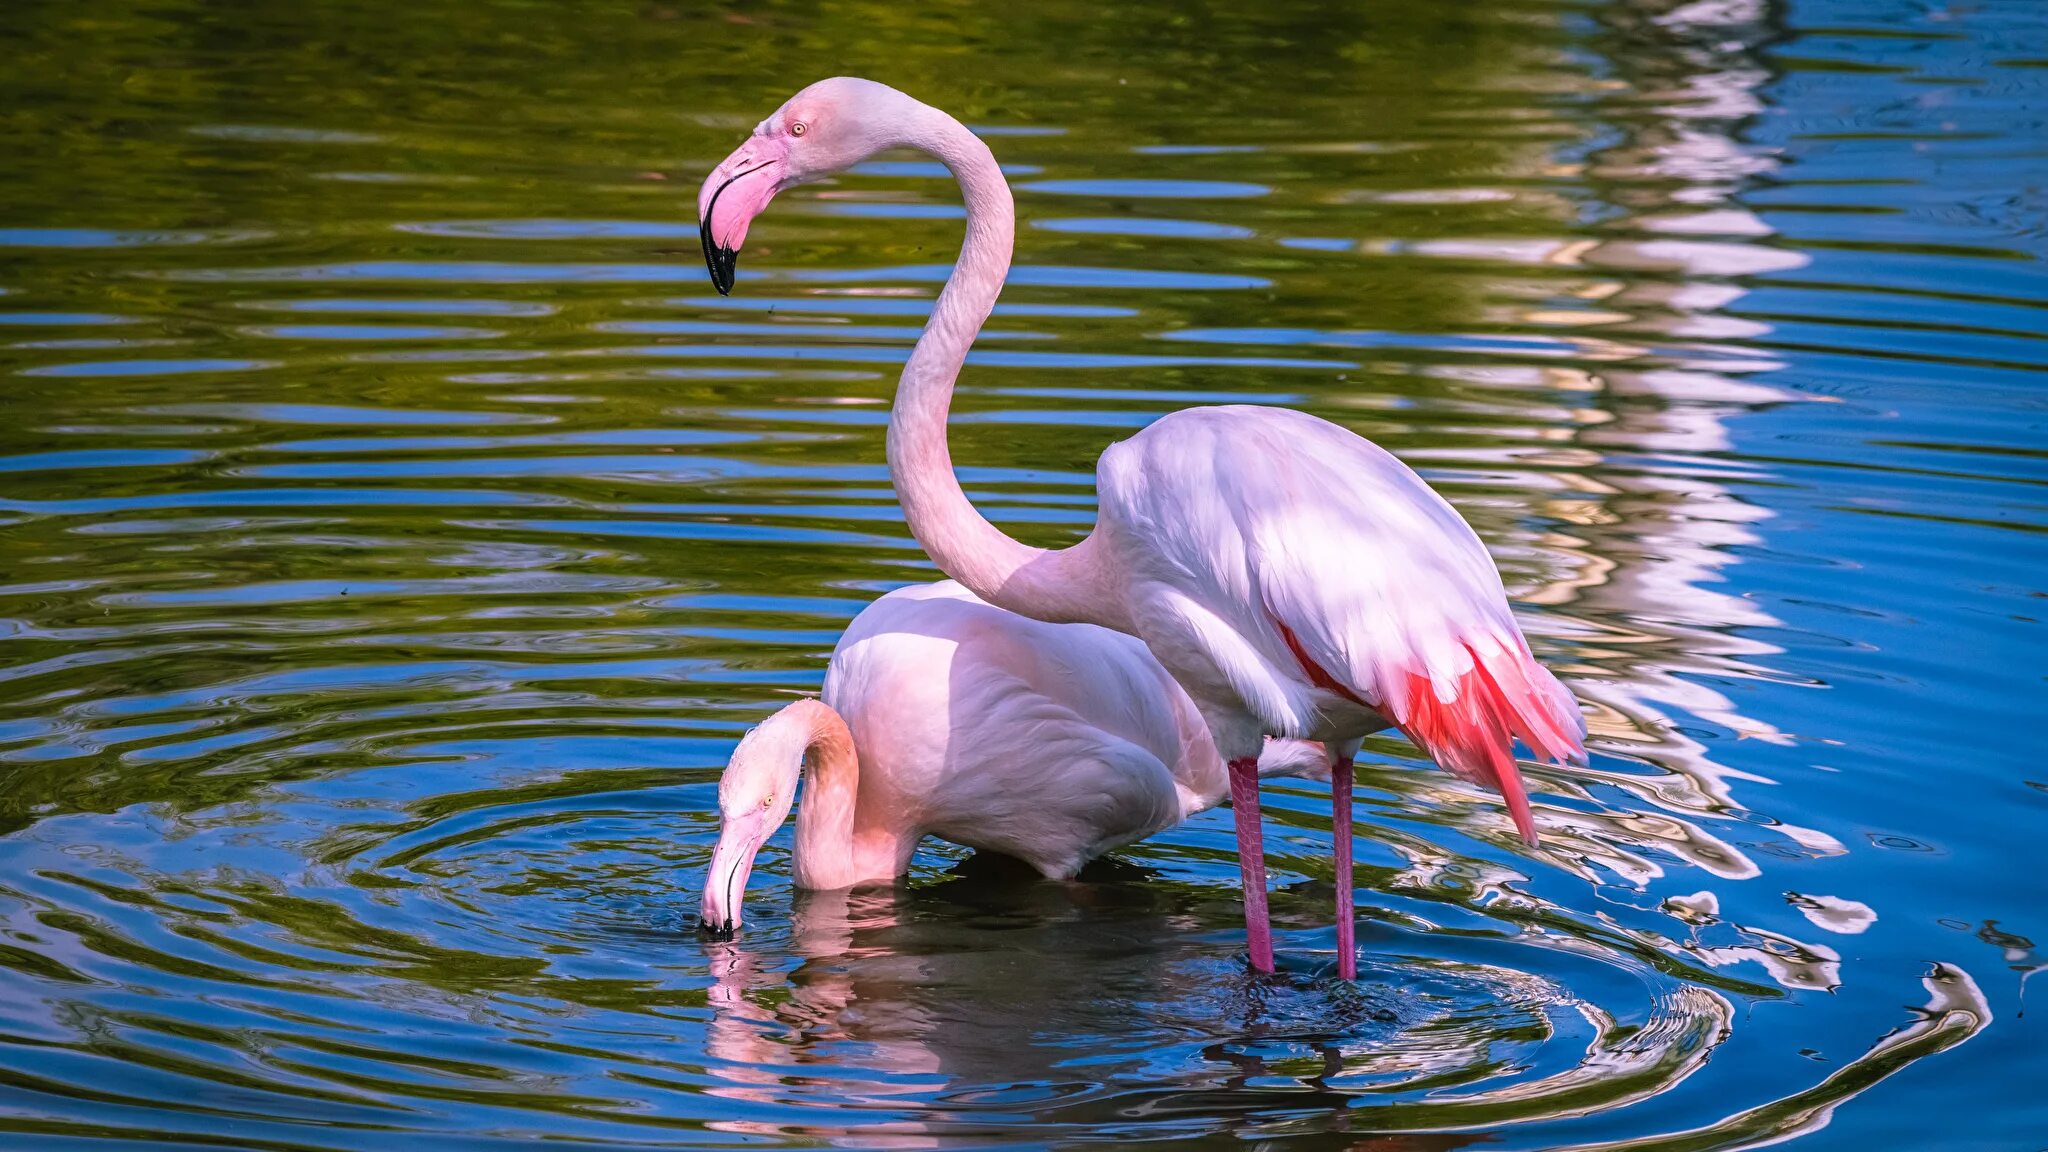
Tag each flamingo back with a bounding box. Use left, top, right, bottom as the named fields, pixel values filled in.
left=1096, top=405, right=1585, bottom=838
left=821, top=582, right=1217, bottom=875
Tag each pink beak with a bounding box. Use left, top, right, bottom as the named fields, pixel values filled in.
left=699, top=810, right=767, bottom=940
left=696, top=138, right=789, bottom=295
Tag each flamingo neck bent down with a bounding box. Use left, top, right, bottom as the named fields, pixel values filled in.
left=883, top=107, right=1127, bottom=631
left=777, top=700, right=887, bottom=891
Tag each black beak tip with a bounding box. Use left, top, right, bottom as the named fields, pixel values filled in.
left=699, top=220, right=737, bottom=296
left=697, top=917, right=736, bottom=941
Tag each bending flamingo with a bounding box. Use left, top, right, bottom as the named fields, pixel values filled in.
left=699, top=581, right=1329, bottom=936
left=695, top=77, right=1585, bottom=976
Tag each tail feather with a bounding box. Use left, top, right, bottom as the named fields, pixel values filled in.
left=1475, top=642, right=1586, bottom=766
left=1389, top=639, right=1584, bottom=846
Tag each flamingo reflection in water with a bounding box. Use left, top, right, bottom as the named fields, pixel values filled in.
left=695, top=880, right=1989, bottom=1148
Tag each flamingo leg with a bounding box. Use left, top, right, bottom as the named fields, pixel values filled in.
left=1226, top=756, right=1274, bottom=973
left=1332, top=755, right=1356, bottom=981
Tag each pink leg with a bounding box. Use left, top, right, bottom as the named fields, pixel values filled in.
left=1332, top=756, right=1356, bottom=981
left=1227, top=757, right=1274, bottom=973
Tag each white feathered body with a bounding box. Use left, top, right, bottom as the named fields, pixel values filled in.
left=1092, top=406, right=1584, bottom=836
left=821, top=581, right=1325, bottom=882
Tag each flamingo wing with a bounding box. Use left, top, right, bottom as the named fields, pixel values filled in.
left=1097, top=406, right=1585, bottom=842
left=827, top=580, right=1191, bottom=875
left=919, top=663, right=1186, bottom=876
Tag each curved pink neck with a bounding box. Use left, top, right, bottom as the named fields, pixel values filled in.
left=885, top=108, right=1124, bottom=629
left=784, top=700, right=871, bottom=890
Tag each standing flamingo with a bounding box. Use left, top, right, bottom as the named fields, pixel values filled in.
left=695, top=77, right=1586, bottom=977
left=699, top=581, right=1329, bottom=936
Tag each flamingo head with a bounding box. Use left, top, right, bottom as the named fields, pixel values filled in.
left=697, top=77, right=925, bottom=294
left=699, top=713, right=805, bottom=938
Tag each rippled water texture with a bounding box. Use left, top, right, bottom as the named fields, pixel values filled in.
left=2, top=1, right=2044, bottom=1148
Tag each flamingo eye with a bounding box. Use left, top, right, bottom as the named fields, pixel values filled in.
left=790, top=121, right=806, bottom=137
left=761, top=794, right=774, bottom=809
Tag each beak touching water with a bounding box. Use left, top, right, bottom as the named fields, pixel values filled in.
left=698, top=811, right=765, bottom=940
left=696, top=138, right=789, bottom=296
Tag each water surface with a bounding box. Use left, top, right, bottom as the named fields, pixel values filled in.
left=1, top=0, right=2044, bottom=1148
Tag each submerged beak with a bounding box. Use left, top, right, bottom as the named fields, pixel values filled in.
left=696, top=139, right=788, bottom=296
left=699, top=813, right=765, bottom=940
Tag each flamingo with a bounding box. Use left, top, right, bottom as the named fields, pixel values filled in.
left=695, top=77, right=1586, bottom=977
left=699, top=580, right=1330, bottom=937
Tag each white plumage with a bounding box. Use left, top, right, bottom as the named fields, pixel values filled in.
left=1097, top=405, right=1585, bottom=801
left=699, top=582, right=1327, bottom=933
